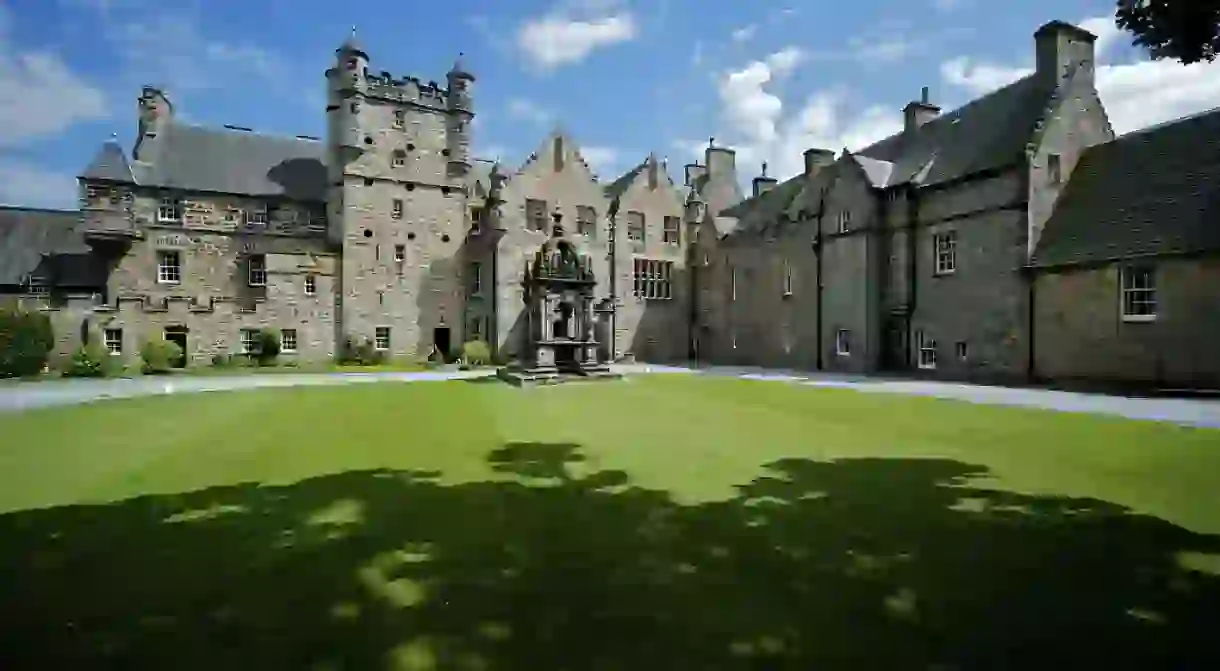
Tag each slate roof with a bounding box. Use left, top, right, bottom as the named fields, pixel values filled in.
left=855, top=73, right=1057, bottom=187
left=604, top=162, right=646, bottom=201
left=720, top=176, right=805, bottom=239
left=1032, top=107, right=1220, bottom=268
left=80, top=138, right=136, bottom=183
left=130, top=122, right=328, bottom=201
left=0, top=207, right=87, bottom=286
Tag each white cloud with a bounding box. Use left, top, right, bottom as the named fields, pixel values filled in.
left=699, top=47, right=901, bottom=180
left=0, top=160, right=80, bottom=209
left=731, top=25, right=757, bottom=43
left=940, top=16, right=1220, bottom=136
left=516, top=5, right=637, bottom=71
left=0, top=4, right=108, bottom=147
left=579, top=145, right=622, bottom=174
left=506, top=98, right=553, bottom=126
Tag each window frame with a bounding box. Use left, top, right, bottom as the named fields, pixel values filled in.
left=626, top=210, right=645, bottom=242
left=917, top=331, right=937, bottom=370
left=239, top=328, right=258, bottom=355
left=157, top=250, right=181, bottom=284
left=835, top=329, right=851, bottom=356
left=244, top=204, right=268, bottom=227
left=103, top=328, right=123, bottom=355
left=576, top=205, right=597, bottom=238
left=469, top=261, right=482, bottom=296
left=525, top=198, right=548, bottom=231
left=280, top=328, right=298, bottom=353
left=304, top=274, right=317, bottom=296
left=1120, top=265, right=1157, bottom=322
left=663, top=216, right=680, bottom=244
left=248, top=254, right=267, bottom=287
left=374, top=326, right=391, bottom=351
left=157, top=196, right=181, bottom=223
left=392, top=198, right=404, bottom=220
left=933, top=230, right=957, bottom=276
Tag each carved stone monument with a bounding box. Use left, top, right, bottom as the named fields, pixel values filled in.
left=497, top=206, right=620, bottom=386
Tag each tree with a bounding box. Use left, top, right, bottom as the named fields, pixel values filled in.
left=1115, top=0, right=1220, bottom=65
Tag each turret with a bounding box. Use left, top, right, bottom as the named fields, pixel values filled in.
left=328, top=28, right=368, bottom=155
left=445, top=54, right=475, bottom=176
left=335, top=28, right=369, bottom=93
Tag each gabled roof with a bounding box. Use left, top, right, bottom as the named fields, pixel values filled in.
left=134, top=122, right=327, bottom=201
left=856, top=73, right=1057, bottom=186
left=604, top=162, right=646, bottom=201
left=1032, top=107, right=1220, bottom=268
left=720, top=176, right=805, bottom=239
left=81, top=138, right=136, bottom=183
left=0, top=207, right=86, bottom=286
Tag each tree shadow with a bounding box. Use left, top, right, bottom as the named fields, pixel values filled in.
left=0, top=443, right=1217, bottom=669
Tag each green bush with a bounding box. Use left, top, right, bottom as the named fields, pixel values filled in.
left=62, top=344, right=113, bottom=378
left=461, top=339, right=491, bottom=366
left=0, top=307, right=54, bottom=377
left=337, top=336, right=384, bottom=367
left=251, top=328, right=280, bottom=366
left=140, top=339, right=182, bottom=375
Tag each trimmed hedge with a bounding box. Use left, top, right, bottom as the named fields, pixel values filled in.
left=0, top=307, right=54, bottom=377
left=461, top=339, right=491, bottom=366
left=62, top=344, right=114, bottom=378
left=140, top=339, right=183, bottom=375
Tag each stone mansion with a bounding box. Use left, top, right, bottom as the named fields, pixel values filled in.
left=2, top=19, right=1218, bottom=388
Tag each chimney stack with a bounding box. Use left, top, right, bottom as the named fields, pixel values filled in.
left=704, top=138, right=738, bottom=182
left=752, top=162, right=778, bottom=197
left=903, top=86, right=940, bottom=135
left=1035, top=20, right=1097, bottom=86
left=684, top=163, right=706, bottom=186
left=803, top=148, right=835, bottom=175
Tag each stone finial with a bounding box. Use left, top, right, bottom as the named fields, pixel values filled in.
left=761, top=161, right=768, bottom=177
left=708, top=137, right=716, bottom=149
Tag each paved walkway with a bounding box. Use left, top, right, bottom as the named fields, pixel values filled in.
left=2, top=363, right=1219, bottom=429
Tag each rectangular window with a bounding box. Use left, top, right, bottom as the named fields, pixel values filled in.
left=934, top=230, right=957, bottom=275
left=394, top=244, right=405, bottom=262
left=956, top=341, right=968, bottom=361
left=394, top=110, right=405, bottom=128
left=374, top=326, right=391, bottom=351
left=1048, top=153, right=1062, bottom=185
left=157, top=196, right=181, bottom=223
left=392, top=199, right=404, bottom=219
left=244, top=204, right=268, bottom=226
left=240, top=328, right=258, bottom=355
left=470, top=206, right=483, bottom=234
left=626, top=211, right=645, bottom=242
left=730, top=266, right=737, bottom=301
left=469, top=262, right=482, bottom=295
left=526, top=198, right=548, bottom=231
left=248, top=254, right=267, bottom=287
left=304, top=274, right=316, bottom=295
left=837, top=210, right=851, bottom=233
left=576, top=205, right=597, bottom=237
left=663, top=216, right=680, bottom=244
left=917, top=331, right=937, bottom=370
left=392, top=151, right=406, bottom=167
left=157, top=250, right=181, bottom=284
left=223, top=208, right=238, bottom=225
left=835, top=329, right=851, bottom=356
left=1120, top=266, right=1157, bottom=322
left=783, top=259, right=794, bottom=296
left=104, top=328, right=122, bottom=355
left=631, top=258, right=674, bottom=300
left=281, top=329, right=298, bottom=353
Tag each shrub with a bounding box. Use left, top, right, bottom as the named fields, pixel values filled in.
left=0, top=307, right=54, bottom=378
left=461, top=340, right=491, bottom=367
left=140, top=339, right=182, bottom=375
left=62, top=344, right=113, bottom=378
left=338, top=336, right=384, bottom=367
left=251, top=328, right=280, bottom=366
left=491, top=348, right=513, bottom=367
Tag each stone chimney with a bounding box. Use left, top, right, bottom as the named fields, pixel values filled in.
left=752, top=162, right=777, bottom=197
left=1035, top=20, right=1097, bottom=86
left=684, top=163, right=706, bottom=186
left=134, top=86, right=172, bottom=160
left=903, top=86, right=940, bottom=135
left=704, top=138, right=737, bottom=182
left=647, top=153, right=660, bottom=189
left=803, top=148, right=835, bottom=175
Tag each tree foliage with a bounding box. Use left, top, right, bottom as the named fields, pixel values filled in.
left=1116, top=0, right=1220, bottom=64
left=0, top=307, right=54, bottom=377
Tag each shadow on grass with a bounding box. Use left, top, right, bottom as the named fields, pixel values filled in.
left=1, top=443, right=1218, bottom=669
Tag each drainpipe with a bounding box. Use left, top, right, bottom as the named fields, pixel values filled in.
left=905, top=185, right=919, bottom=370
left=814, top=230, right=823, bottom=370
left=1025, top=266, right=1036, bottom=382
left=608, top=211, right=618, bottom=361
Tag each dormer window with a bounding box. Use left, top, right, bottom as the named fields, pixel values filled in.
left=157, top=196, right=181, bottom=223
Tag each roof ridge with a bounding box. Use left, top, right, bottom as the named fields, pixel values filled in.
left=0, top=205, right=79, bottom=215
left=168, top=120, right=322, bottom=144
left=1117, top=105, right=1220, bottom=140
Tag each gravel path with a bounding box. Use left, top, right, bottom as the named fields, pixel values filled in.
left=2, top=363, right=1219, bottom=429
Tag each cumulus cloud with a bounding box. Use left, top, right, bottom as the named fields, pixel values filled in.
left=0, top=4, right=108, bottom=147
left=731, top=25, right=757, bottom=43
left=693, top=47, right=901, bottom=180
left=579, top=145, right=622, bottom=175
left=940, top=16, right=1220, bottom=135
left=516, top=3, right=637, bottom=71
left=506, top=98, right=553, bottom=126
left=0, top=160, right=80, bottom=209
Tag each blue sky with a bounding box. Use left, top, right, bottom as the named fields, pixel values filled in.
left=2, top=0, right=1219, bottom=209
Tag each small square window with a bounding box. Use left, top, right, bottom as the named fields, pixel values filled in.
left=104, top=328, right=123, bottom=355
left=281, top=329, right=298, bottom=353
left=304, top=274, right=316, bottom=296
left=394, top=245, right=405, bottom=262
left=374, top=326, right=391, bottom=351
left=239, top=329, right=258, bottom=355
left=392, top=199, right=403, bottom=219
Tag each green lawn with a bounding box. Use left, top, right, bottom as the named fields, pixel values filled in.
left=1, top=375, right=1218, bottom=669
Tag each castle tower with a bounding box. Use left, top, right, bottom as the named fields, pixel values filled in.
left=445, top=55, right=475, bottom=178
left=325, top=31, right=476, bottom=359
